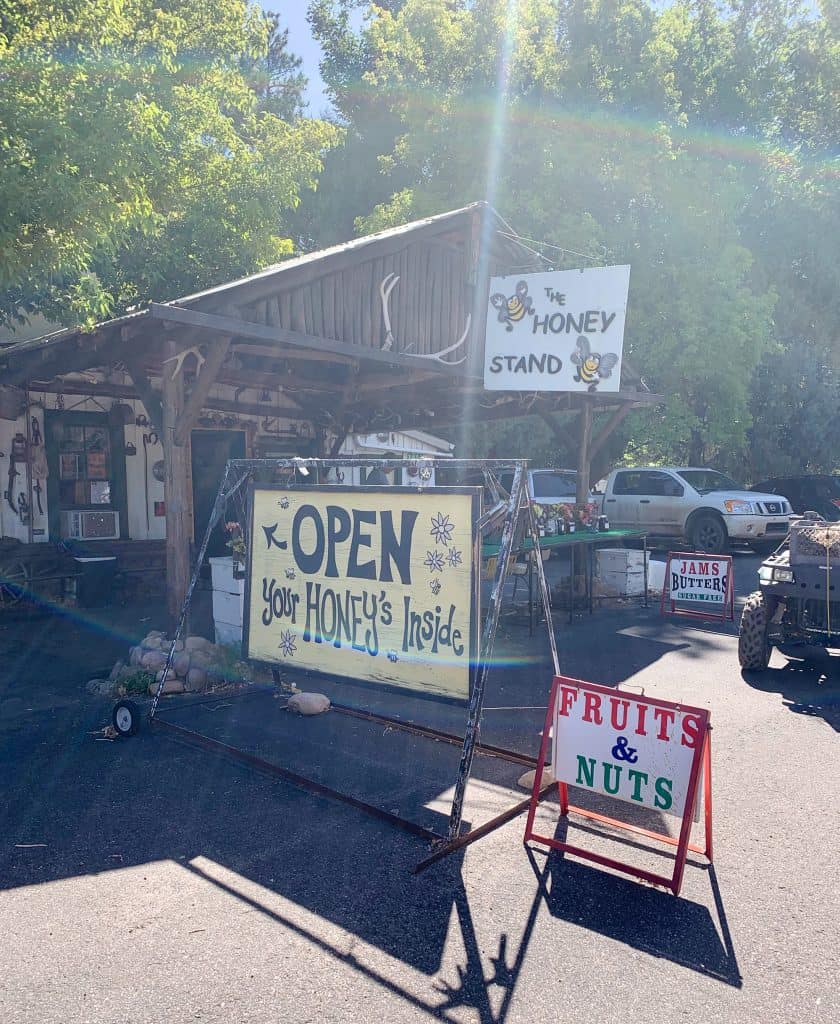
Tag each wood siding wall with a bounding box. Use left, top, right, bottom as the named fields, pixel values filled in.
left=238, top=236, right=472, bottom=357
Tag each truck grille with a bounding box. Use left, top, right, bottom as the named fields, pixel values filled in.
left=803, top=598, right=840, bottom=635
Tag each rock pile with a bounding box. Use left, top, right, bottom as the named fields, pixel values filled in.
left=126, top=631, right=239, bottom=695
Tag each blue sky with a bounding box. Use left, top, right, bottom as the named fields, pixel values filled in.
left=271, top=5, right=331, bottom=114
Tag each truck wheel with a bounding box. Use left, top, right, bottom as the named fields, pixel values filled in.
left=738, top=591, right=773, bottom=670
left=689, top=513, right=728, bottom=554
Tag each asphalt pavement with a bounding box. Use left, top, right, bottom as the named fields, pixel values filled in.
left=1, top=551, right=838, bottom=1024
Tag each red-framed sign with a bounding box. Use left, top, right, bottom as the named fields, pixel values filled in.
left=660, top=551, right=734, bottom=621
left=524, top=675, right=713, bottom=896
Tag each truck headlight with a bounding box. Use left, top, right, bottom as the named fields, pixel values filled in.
left=724, top=499, right=754, bottom=514
left=772, top=567, right=795, bottom=583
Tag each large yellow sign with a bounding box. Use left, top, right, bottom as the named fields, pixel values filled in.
left=245, top=486, right=479, bottom=700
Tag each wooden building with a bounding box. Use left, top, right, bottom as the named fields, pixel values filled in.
left=0, top=203, right=658, bottom=617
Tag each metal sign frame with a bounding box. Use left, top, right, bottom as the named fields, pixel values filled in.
left=147, top=457, right=560, bottom=865
left=659, top=551, right=735, bottom=622
left=524, top=675, right=713, bottom=896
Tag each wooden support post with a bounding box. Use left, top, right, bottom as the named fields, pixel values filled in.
left=576, top=400, right=593, bottom=505
left=174, top=336, right=232, bottom=446
left=162, top=339, right=193, bottom=624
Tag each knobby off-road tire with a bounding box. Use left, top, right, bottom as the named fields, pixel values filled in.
left=738, top=591, right=772, bottom=670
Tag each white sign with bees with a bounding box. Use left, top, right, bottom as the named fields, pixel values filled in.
left=483, top=265, right=630, bottom=392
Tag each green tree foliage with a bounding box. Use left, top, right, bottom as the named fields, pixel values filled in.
left=0, top=1, right=341, bottom=329
left=309, top=0, right=835, bottom=477
left=243, top=12, right=307, bottom=121
left=292, top=0, right=411, bottom=248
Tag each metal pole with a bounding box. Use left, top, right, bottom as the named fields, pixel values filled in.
left=149, top=461, right=246, bottom=721
left=525, top=499, right=560, bottom=677
left=445, top=462, right=527, bottom=841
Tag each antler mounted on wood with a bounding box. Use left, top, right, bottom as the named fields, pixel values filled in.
left=162, top=345, right=206, bottom=380
left=379, top=273, right=470, bottom=365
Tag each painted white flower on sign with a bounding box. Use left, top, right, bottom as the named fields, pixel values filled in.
left=430, top=512, right=455, bottom=547
left=447, top=548, right=463, bottom=569
left=424, top=550, right=445, bottom=573
left=278, top=630, right=297, bottom=657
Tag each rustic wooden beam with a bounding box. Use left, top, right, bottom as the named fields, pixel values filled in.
left=535, top=408, right=576, bottom=444
left=122, top=349, right=164, bottom=434
left=174, top=336, right=232, bottom=446
left=232, top=342, right=356, bottom=365
left=576, top=401, right=594, bottom=504
left=162, top=338, right=192, bottom=623
left=329, top=430, right=350, bottom=458
left=148, top=303, right=472, bottom=377
left=354, top=370, right=443, bottom=394
left=29, top=380, right=137, bottom=400
left=212, top=370, right=307, bottom=409
left=202, top=395, right=321, bottom=423
left=459, top=386, right=662, bottom=407
left=29, top=378, right=314, bottom=424
left=2, top=336, right=122, bottom=387
left=589, top=404, right=635, bottom=463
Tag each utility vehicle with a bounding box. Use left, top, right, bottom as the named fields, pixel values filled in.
left=738, top=515, right=840, bottom=669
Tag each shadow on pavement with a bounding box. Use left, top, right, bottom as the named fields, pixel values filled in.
left=741, top=652, right=840, bottom=731
left=0, top=696, right=545, bottom=1024
left=1, top=581, right=752, bottom=1020
left=526, top=840, right=742, bottom=987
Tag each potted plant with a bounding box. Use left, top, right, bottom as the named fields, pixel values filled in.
left=224, top=522, right=247, bottom=579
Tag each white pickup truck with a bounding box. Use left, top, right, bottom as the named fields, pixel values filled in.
left=598, top=467, right=792, bottom=553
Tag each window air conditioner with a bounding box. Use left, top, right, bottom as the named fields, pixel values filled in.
left=60, top=510, right=120, bottom=541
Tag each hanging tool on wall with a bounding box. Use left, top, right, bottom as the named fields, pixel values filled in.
left=29, top=413, right=48, bottom=519
left=5, top=459, right=17, bottom=513
left=142, top=431, right=158, bottom=531
left=5, top=432, right=26, bottom=513
left=17, top=491, right=30, bottom=525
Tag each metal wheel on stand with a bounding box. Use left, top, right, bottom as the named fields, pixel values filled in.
left=0, top=560, right=29, bottom=607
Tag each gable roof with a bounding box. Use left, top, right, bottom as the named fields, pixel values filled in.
left=0, top=202, right=543, bottom=369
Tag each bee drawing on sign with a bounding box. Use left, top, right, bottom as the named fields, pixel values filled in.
left=489, top=281, right=533, bottom=331
left=285, top=567, right=296, bottom=580
left=387, top=650, right=399, bottom=663
left=571, top=335, right=619, bottom=392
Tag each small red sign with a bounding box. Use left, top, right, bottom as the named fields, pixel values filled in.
left=660, top=551, right=734, bottom=621
left=525, top=675, right=713, bottom=896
